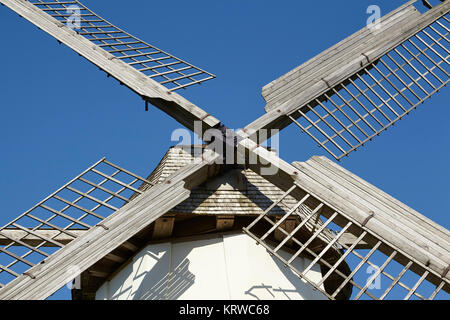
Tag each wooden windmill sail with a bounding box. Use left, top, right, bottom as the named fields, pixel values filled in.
left=0, top=0, right=449, bottom=300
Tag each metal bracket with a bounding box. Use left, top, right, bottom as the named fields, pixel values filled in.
left=321, top=78, right=331, bottom=88
left=442, top=264, right=450, bottom=278
left=361, top=211, right=375, bottom=227
left=200, top=113, right=211, bottom=121
left=23, top=271, right=36, bottom=280
left=96, top=223, right=109, bottom=231
left=361, top=53, right=371, bottom=64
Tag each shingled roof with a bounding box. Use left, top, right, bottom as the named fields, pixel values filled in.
left=143, top=145, right=307, bottom=216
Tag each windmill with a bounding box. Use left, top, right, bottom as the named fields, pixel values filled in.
left=0, top=0, right=448, bottom=300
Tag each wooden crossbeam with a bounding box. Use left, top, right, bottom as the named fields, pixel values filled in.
left=152, top=215, right=175, bottom=240
left=215, top=215, right=235, bottom=231
left=0, top=229, right=85, bottom=247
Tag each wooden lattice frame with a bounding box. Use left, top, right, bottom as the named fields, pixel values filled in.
left=29, top=0, right=215, bottom=91
left=0, top=158, right=152, bottom=289
left=289, top=13, right=449, bottom=160
left=243, top=178, right=449, bottom=300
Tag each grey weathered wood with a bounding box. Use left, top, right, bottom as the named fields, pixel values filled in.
left=338, top=232, right=371, bottom=250
left=263, top=0, right=417, bottom=97
left=0, top=0, right=220, bottom=133
left=244, top=1, right=450, bottom=141
left=240, top=138, right=449, bottom=288
left=294, top=160, right=449, bottom=263
left=308, top=156, right=450, bottom=244
left=263, top=1, right=419, bottom=111
left=152, top=215, right=175, bottom=240
left=0, top=229, right=85, bottom=247
left=289, top=156, right=449, bottom=285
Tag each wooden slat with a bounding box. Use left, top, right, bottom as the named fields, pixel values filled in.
left=152, top=215, right=175, bottom=240
left=308, top=156, right=450, bottom=244
left=244, top=1, right=450, bottom=141
left=0, top=229, right=86, bottom=247
left=338, top=232, right=371, bottom=250
left=11, top=224, right=64, bottom=248
left=239, top=138, right=450, bottom=289
left=0, top=0, right=220, bottom=133
left=0, top=231, right=50, bottom=257
left=262, top=1, right=419, bottom=111
left=292, top=160, right=450, bottom=275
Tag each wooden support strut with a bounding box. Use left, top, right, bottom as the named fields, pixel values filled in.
left=152, top=215, right=175, bottom=240
left=216, top=215, right=235, bottom=231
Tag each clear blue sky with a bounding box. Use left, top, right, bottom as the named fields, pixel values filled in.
left=0, top=0, right=448, bottom=300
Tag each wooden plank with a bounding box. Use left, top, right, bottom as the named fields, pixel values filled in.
left=302, top=158, right=450, bottom=259
left=11, top=224, right=64, bottom=248
left=88, top=270, right=109, bottom=278
left=0, top=229, right=85, bottom=247
left=120, top=241, right=139, bottom=252
left=215, top=215, right=235, bottom=231
left=152, top=215, right=175, bottom=240
left=262, top=0, right=417, bottom=96
left=104, top=253, right=126, bottom=264
left=339, top=232, right=371, bottom=250
left=0, top=0, right=220, bottom=133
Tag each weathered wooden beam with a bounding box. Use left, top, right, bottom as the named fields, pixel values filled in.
left=0, top=229, right=85, bottom=247
left=239, top=137, right=450, bottom=289
left=152, top=215, right=175, bottom=240
left=120, top=241, right=138, bottom=252
left=88, top=270, right=110, bottom=278
left=338, top=233, right=371, bottom=250
left=0, top=0, right=220, bottom=133
left=215, top=215, right=235, bottom=231
left=273, top=217, right=297, bottom=246
left=103, top=253, right=126, bottom=264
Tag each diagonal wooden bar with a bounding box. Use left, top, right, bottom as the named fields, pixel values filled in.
left=0, top=0, right=220, bottom=133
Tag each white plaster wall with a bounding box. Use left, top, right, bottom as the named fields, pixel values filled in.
left=96, top=233, right=327, bottom=300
